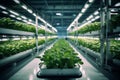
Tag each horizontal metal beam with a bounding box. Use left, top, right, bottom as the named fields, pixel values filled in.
left=31, top=5, right=82, bottom=10
left=41, top=10, right=80, bottom=13
left=26, top=0, right=86, bottom=5
left=52, top=16, right=75, bottom=19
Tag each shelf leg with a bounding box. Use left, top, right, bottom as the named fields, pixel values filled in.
left=35, top=14, right=39, bottom=54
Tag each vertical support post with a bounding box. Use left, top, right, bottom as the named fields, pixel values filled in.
left=75, top=21, right=78, bottom=45
left=105, top=0, right=112, bottom=70
left=100, top=0, right=106, bottom=67
left=35, top=14, right=38, bottom=53
left=66, top=30, right=68, bottom=40
left=45, top=23, right=47, bottom=48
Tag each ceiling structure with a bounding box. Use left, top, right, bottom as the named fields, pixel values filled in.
left=0, top=0, right=119, bottom=35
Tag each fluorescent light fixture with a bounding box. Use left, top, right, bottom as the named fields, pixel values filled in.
left=30, top=22, right=36, bottom=26
left=23, top=20, right=28, bottom=23
left=89, top=0, right=94, bottom=3
left=94, top=11, right=99, bottom=15
left=10, top=14, right=16, bottom=18
left=89, top=20, right=92, bottom=23
left=56, top=13, right=62, bottom=16
left=91, top=18, right=95, bottom=22
left=0, top=5, right=6, bottom=10
left=27, top=9, right=32, bottom=13
left=84, top=4, right=89, bottom=8
left=88, top=15, right=93, bottom=20
left=38, top=16, right=46, bottom=23
left=28, top=19, right=32, bottom=22
left=90, top=16, right=100, bottom=22
left=9, top=10, right=19, bottom=16
left=21, top=16, right=27, bottom=19
left=115, top=2, right=120, bottom=6
left=38, top=16, right=57, bottom=32
left=95, top=15, right=100, bottom=19
left=13, top=0, right=20, bottom=4
left=89, top=15, right=93, bottom=18
left=86, top=17, right=90, bottom=20
left=67, top=13, right=82, bottom=31
left=33, top=13, right=36, bottom=16
left=16, top=17, right=22, bottom=20
left=111, top=9, right=115, bottom=12
left=67, top=0, right=94, bottom=31
left=22, top=5, right=27, bottom=10
left=56, top=23, right=60, bottom=25
left=47, top=23, right=52, bottom=28
left=81, top=8, right=86, bottom=13
left=2, top=11, right=8, bottom=14
left=78, top=13, right=82, bottom=18
left=52, top=27, right=57, bottom=32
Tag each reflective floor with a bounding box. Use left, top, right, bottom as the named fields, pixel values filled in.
left=9, top=44, right=109, bottom=80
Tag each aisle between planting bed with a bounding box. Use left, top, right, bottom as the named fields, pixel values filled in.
left=36, top=39, right=83, bottom=79
left=8, top=38, right=109, bottom=80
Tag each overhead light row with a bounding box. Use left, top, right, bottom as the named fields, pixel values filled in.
left=0, top=5, right=34, bottom=25
left=67, top=0, right=94, bottom=31
left=21, top=5, right=33, bottom=14
left=9, top=10, right=19, bottom=16
left=72, top=15, right=100, bottom=32
left=39, top=25, right=53, bottom=33
left=13, top=0, right=57, bottom=32
left=0, top=5, right=6, bottom=10
left=86, top=10, right=99, bottom=21
left=71, top=10, right=99, bottom=32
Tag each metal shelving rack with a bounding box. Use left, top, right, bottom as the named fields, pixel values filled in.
left=100, top=0, right=120, bottom=70
left=69, top=0, right=120, bottom=71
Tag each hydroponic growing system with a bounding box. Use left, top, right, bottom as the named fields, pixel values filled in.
left=0, top=0, right=120, bottom=80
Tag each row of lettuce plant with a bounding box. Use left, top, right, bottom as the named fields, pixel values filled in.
left=0, top=17, right=53, bottom=35
left=69, top=22, right=100, bottom=35
left=69, top=14, right=120, bottom=35
left=0, top=39, right=44, bottom=59
left=0, top=38, right=56, bottom=59
left=37, top=39, right=83, bottom=69
left=69, top=38, right=120, bottom=59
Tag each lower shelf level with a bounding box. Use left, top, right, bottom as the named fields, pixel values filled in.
left=7, top=43, right=110, bottom=80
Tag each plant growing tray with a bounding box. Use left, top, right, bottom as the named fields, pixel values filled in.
left=37, top=68, right=82, bottom=78
left=0, top=28, right=34, bottom=36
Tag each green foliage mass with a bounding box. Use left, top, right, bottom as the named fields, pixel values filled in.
left=37, top=39, right=83, bottom=69
left=0, top=17, right=53, bottom=35
left=0, top=39, right=45, bottom=59
left=70, top=38, right=120, bottom=59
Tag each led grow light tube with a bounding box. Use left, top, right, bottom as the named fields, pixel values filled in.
left=67, top=1, right=93, bottom=31
left=21, top=16, right=27, bottom=19
left=9, top=10, right=19, bottom=16
left=16, top=17, right=22, bottom=20
left=2, top=11, right=8, bottom=14
left=0, top=5, right=6, bottom=10
left=10, top=14, right=16, bottom=18
left=22, top=5, right=27, bottom=10
left=94, top=11, right=99, bottom=15
left=13, top=0, right=57, bottom=33
left=27, top=9, right=32, bottom=13
left=13, top=0, right=20, bottom=4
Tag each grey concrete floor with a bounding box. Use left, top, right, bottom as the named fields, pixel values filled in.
left=9, top=43, right=109, bottom=80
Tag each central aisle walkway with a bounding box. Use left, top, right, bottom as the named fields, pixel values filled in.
left=9, top=41, right=109, bottom=80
